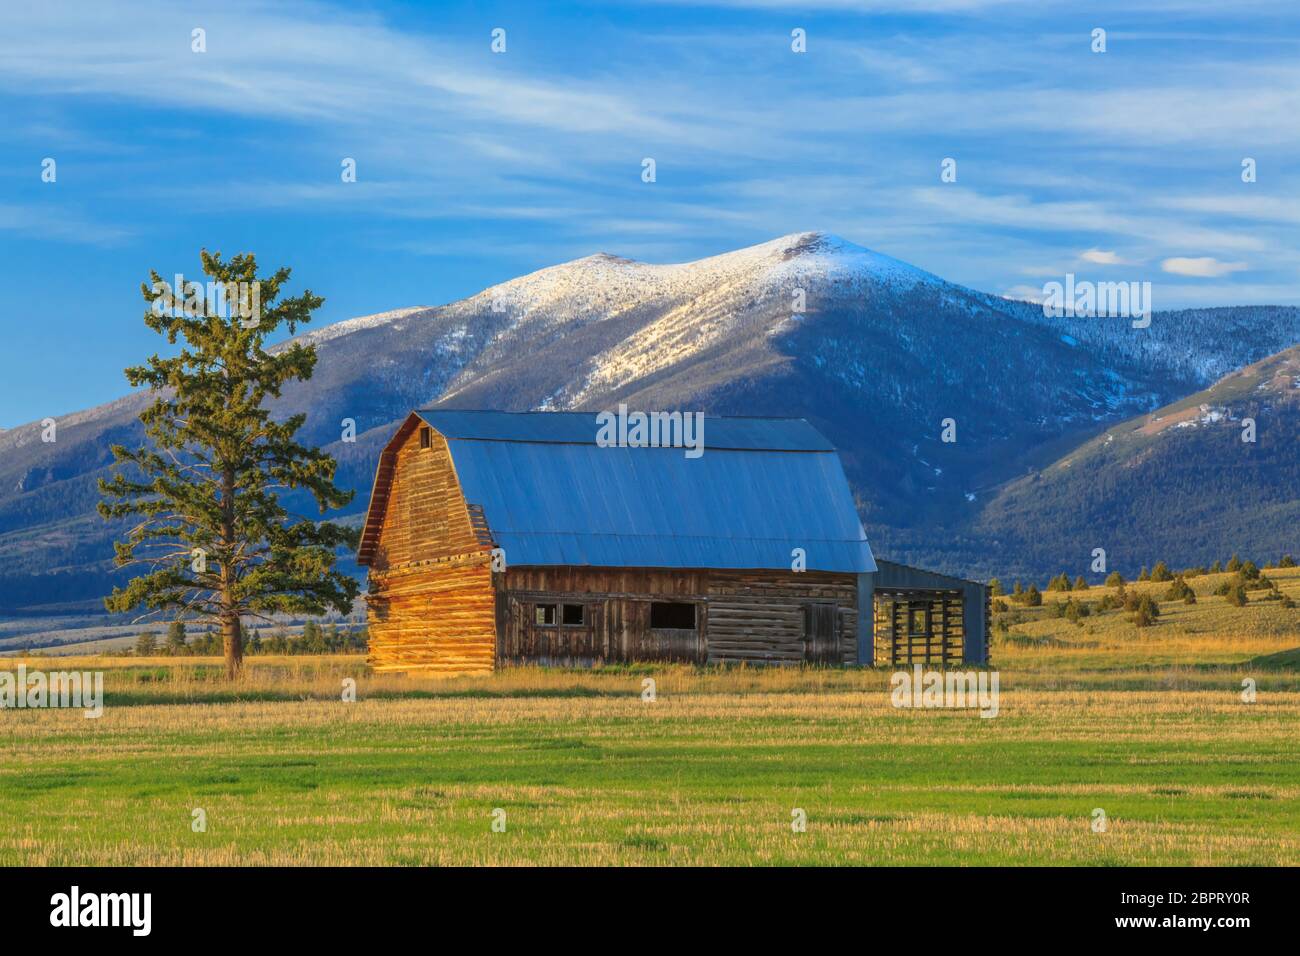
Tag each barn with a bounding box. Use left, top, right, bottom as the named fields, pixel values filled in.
left=356, top=409, right=989, bottom=674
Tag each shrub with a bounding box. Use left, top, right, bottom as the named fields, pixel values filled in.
left=1280, top=555, right=1296, bottom=568
left=1225, top=584, right=1248, bottom=607
left=1282, top=594, right=1297, bottom=609
left=1210, top=560, right=1223, bottom=573
left=1132, top=602, right=1156, bottom=627
left=1105, top=571, right=1124, bottom=587
left=1065, top=598, right=1090, bottom=624
left=1025, top=584, right=1042, bottom=607
left=1150, top=561, right=1173, bottom=582
left=1164, top=576, right=1194, bottom=602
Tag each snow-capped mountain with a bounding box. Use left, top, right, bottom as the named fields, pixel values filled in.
left=1, top=231, right=1297, bottom=610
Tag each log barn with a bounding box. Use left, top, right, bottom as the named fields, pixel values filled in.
left=356, top=410, right=989, bottom=674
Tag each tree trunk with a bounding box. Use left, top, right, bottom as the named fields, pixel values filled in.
left=222, top=611, right=243, bottom=679
left=220, top=464, right=241, bottom=679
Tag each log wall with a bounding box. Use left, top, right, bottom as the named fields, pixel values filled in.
left=365, top=427, right=496, bottom=674
left=499, top=567, right=859, bottom=666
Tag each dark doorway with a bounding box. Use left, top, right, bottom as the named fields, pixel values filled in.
left=802, top=602, right=839, bottom=664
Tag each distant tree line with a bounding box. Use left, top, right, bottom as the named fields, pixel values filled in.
left=129, top=620, right=367, bottom=657
left=990, top=551, right=1296, bottom=631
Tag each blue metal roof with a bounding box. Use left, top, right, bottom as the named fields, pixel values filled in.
left=418, top=411, right=875, bottom=573
left=417, top=409, right=835, bottom=451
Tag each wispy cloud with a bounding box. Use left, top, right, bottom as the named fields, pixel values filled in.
left=1161, top=257, right=1249, bottom=278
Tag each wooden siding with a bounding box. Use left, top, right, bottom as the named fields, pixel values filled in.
left=707, top=572, right=857, bottom=665
left=365, top=426, right=495, bottom=674
left=498, top=567, right=859, bottom=666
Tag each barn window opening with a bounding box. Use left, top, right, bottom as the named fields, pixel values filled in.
left=562, top=603, right=585, bottom=625
left=418, top=426, right=432, bottom=449
left=650, top=601, right=695, bottom=629
left=534, top=604, right=556, bottom=626
left=909, top=607, right=930, bottom=636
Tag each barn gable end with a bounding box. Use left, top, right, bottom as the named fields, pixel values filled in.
left=360, top=413, right=496, bottom=673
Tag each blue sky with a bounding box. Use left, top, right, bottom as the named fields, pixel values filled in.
left=1, top=0, right=1297, bottom=426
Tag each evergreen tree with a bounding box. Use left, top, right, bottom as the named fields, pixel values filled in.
left=1227, top=554, right=1242, bottom=573
left=1105, top=571, right=1124, bottom=587
left=166, top=620, right=187, bottom=655
left=1150, top=561, right=1172, bottom=582
left=1026, top=584, right=1042, bottom=607
left=1137, top=566, right=1150, bottom=581
left=988, top=577, right=1004, bottom=597
left=1210, top=560, right=1223, bottom=573
left=134, top=631, right=159, bottom=656
left=99, top=251, right=359, bottom=678
left=303, top=621, right=326, bottom=654
left=1073, top=575, right=1088, bottom=590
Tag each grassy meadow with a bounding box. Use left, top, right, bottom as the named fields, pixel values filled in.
left=2, top=567, right=1298, bottom=866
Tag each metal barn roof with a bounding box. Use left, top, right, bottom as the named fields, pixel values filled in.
left=415, top=410, right=875, bottom=573
left=415, top=409, right=835, bottom=451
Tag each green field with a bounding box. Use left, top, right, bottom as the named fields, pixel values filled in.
left=2, top=569, right=1299, bottom=866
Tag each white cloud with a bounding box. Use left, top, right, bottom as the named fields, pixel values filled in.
left=1080, top=249, right=1128, bottom=265
left=1161, top=257, right=1249, bottom=278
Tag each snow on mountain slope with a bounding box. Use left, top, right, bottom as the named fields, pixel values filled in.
left=3, top=230, right=1299, bottom=610
left=295, top=231, right=947, bottom=390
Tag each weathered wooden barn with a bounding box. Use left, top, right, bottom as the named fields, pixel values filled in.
left=357, top=410, right=988, bottom=674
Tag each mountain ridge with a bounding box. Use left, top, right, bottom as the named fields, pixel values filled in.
left=1, top=231, right=1296, bottom=611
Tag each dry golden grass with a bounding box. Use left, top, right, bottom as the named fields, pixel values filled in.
left=2, top=572, right=1297, bottom=866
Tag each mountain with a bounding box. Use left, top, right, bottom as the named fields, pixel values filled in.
left=972, top=345, right=1300, bottom=579
left=1, top=231, right=1297, bottom=613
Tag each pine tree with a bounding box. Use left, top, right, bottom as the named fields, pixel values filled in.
left=1073, top=575, right=1088, bottom=590
left=1150, top=561, right=1172, bottom=582
left=166, top=620, right=187, bottom=655
left=99, top=251, right=359, bottom=679
left=134, top=631, right=159, bottom=656
left=1105, top=571, right=1124, bottom=587
left=303, top=621, right=326, bottom=654
left=1227, top=554, right=1242, bottom=573
left=988, top=577, right=1004, bottom=597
